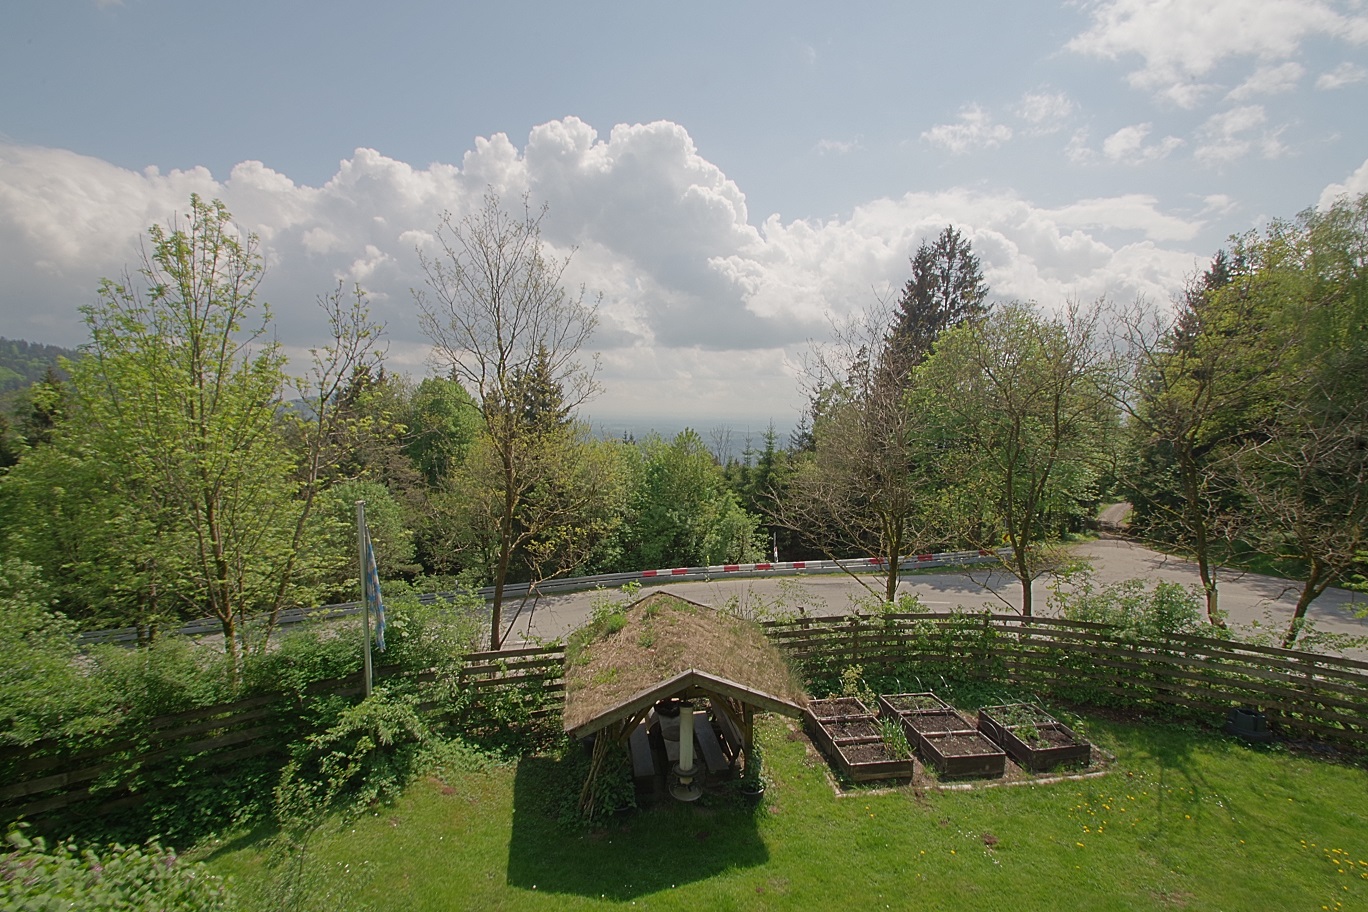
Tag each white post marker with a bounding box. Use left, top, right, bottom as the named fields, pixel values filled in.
left=670, top=701, right=702, bottom=802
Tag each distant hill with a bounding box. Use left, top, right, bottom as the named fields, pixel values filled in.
left=0, top=338, right=78, bottom=393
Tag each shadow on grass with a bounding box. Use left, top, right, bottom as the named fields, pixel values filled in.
left=506, top=756, right=769, bottom=901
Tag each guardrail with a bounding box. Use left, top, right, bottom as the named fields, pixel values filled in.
left=75, top=548, right=1008, bottom=646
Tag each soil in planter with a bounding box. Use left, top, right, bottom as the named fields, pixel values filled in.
left=905, top=711, right=973, bottom=735
left=809, top=697, right=867, bottom=719
left=841, top=742, right=896, bottom=763
left=827, top=718, right=881, bottom=740
left=882, top=694, right=946, bottom=713
left=1018, top=725, right=1080, bottom=749
left=933, top=733, right=1002, bottom=756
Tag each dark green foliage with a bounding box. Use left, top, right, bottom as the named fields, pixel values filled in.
left=402, top=375, right=482, bottom=490
left=521, top=738, right=636, bottom=827
left=0, top=589, right=494, bottom=847
left=0, top=559, right=115, bottom=749
left=452, top=674, right=564, bottom=758
left=617, top=429, right=765, bottom=569
left=0, top=826, right=236, bottom=911
left=276, top=688, right=432, bottom=820
left=888, top=225, right=989, bottom=369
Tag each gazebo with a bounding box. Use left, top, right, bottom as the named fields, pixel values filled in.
left=563, top=591, right=808, bottom=807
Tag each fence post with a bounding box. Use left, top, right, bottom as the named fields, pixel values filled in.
left=979, top=613, right=991, bottom=680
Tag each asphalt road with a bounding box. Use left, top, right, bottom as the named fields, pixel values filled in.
left=499, top=538, right=1368, bottom=654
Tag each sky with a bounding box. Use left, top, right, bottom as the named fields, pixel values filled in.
left=2, top=1, right=1367, bottom=433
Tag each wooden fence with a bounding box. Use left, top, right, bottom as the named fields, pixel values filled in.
left=0, top=644, right=566, bottom=828
left=764, top=612, right=1368, bottom=747
left=8, top=613, right=1368, bottom=830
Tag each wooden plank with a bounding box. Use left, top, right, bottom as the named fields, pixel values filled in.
left=692, top=711, right=729, bottom=775
left=712, top=699, right=745, bottom=759
left=768, top=615, right=1368, bottom=685
left=628, top=721, right=655, bottom=781
left=995, top=656, right=1368, bottom=743
left=463, top=645, right=566, bottom=663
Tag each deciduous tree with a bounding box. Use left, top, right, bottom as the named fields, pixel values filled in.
left=415, top=193, right=602, bottom=647
left=778, top=302, right=944, bottom=602
left=916, top=302, right=1112, bottom=615
left=1, top=198, right=382, bottom=664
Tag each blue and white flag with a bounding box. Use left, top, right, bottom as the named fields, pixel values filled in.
left=363, top=527, right=386, bottom=652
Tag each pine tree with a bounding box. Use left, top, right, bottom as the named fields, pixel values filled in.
left=887, top=225, right=989, bottom=370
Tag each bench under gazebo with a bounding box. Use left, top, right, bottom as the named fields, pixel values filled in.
left=562, top=592, right=807, bottom=808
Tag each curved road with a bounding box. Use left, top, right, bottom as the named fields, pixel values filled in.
left=501, top=539, right=1368, bottom=654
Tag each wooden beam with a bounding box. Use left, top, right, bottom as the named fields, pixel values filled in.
left=564, top=668, right=805, bottom=740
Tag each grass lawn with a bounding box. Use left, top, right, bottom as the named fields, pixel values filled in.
left=204, top=715, right=1368, bottom=911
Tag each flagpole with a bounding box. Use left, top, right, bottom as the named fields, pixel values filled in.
left=356, top=500, right=373, bottom=698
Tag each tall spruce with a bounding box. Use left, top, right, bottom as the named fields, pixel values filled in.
left=887, top=225, right=989, bottom=370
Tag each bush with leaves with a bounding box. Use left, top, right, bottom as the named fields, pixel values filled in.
left=0, top=827, right=236, bottom=911
left=1049, top=572, right=1206, bottom=640
left=2, top=582, right=488, bottom=847
left=276, top=687, right=432, bottom=823
left=0, top=559, right=115, bottom=749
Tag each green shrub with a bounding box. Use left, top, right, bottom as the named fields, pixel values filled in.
left=0, top=827, right=236, bottom=911
left=88, top=637, right=236, bottom=720
left=0, top=559, right=115, bottom=749
left=1049, top=571, right=1206, bottom=639
left=276, top=687, right=432, bottom=822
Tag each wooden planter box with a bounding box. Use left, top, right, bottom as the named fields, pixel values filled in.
left=834, top=739, right=915, bottom=783
left=825, top=717, right=883, bottom=743
left=897, top=709, right=976, bottom=756
left=807, top=697, right=871, bottom=720
left=805, top=697, right=913, bottom=781
left=977, top=704, right=1091, bottom=773
left=919, top=730, right=1006, bottom=779
left=878, top=692, right=953, bottom=716
left=805, top=698, right=876, bottom=759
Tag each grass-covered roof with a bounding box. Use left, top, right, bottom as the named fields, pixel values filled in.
left=562, top=591, right=808, bottom=738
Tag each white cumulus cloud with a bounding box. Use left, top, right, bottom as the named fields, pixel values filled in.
left=1319, top=156, right=1368, bottom=207
left=0, top=118, right=1213, bottom=423
left=1102, top=123, right=1185, bottom=164
left=1068, top=0, right=1368, bottom=108
left=1228, top=61, right=1306, bottom=99
left=1015, top=91, right=1078, bottom=134
left=1316, top=61, right=1368, bottom=88
left=1195, top=105, right=1288, bottom=164
left=921, top=105, right=1015, bottom=154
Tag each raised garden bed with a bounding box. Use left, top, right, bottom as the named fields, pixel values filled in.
left=884, top=700, right=977, bottom=754
left=834, top=739, right=915, bottom=782
left=978, top=704, right=1092, bottom=773
left=805, top=698, right=876, bottom=758
left=825, top=718, right=882, bottom=742
left=805, top=697, right=913, bottom=782
left=919, top=730, right=1007, bottom=779
left=807, top=697, right=870, bottom=720
left=878, top=692, right=953, bottom=716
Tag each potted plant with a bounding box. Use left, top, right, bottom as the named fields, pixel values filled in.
left=738, top=741, right=767, bottom=804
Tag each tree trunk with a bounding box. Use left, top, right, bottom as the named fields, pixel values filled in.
left=883, top=519, right=902, bottom=604
left=1282, top=558, right=1327, bottom=649
left=490, top=455, right=517, bottom=649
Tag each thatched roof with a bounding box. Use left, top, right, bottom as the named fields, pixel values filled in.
left=562, top=591, right=808, bottom=738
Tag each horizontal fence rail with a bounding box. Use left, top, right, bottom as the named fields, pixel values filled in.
left=75, top=549, right=1008, bottom=646
left=764, top=613, right=1368, bottom=747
